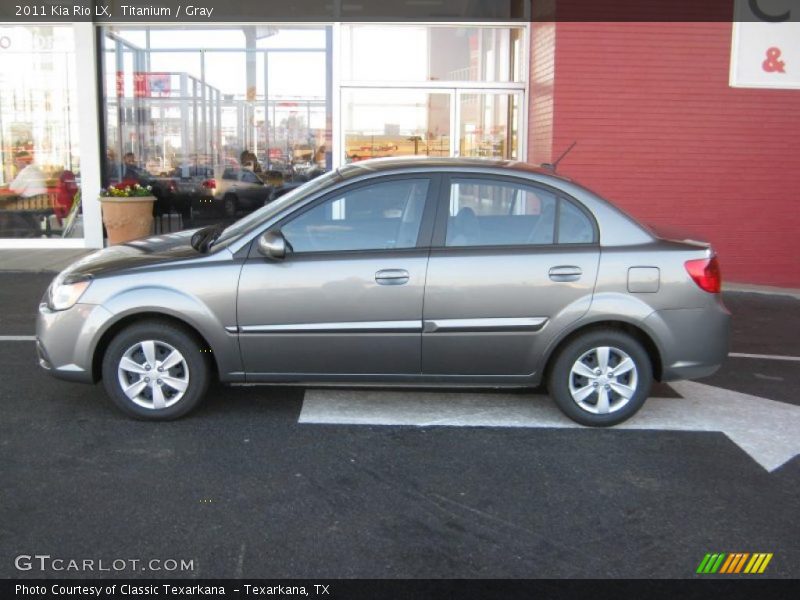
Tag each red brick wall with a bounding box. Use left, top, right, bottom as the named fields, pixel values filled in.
left=528, top=22, right=800, bottom=288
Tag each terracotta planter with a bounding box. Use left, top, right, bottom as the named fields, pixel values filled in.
left=100, top=196, right=155, bottom=245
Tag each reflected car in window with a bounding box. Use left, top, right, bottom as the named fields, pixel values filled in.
left=36, top=158, right=730, bottom=426
left=206, top=167, right=273, bottom=218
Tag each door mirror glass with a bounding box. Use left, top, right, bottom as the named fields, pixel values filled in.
left=257, top=230, right=288, bottom=259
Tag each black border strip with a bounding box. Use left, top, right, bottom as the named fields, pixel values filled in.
left=1, top=0, right=798, bottom=23
left=4, top=578, right=799, bottom=599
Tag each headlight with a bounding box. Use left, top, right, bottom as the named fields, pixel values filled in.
left=47, top=275, right=92, bottom=311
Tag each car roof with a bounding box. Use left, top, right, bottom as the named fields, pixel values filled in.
left=337, top=156, right=573, bottom=183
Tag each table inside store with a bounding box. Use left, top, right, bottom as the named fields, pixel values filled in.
left=0, top=189, right=57, bottom=237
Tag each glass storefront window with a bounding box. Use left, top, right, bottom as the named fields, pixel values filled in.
left=343, top=90, right=451, bottom=162
left=339, top=24, right=526, bottom=165
left=101, top=25, right=332, bottom=233
left=0, top=25, right=83, bottom=239
left=342, top=25, right=524, bottom=83
left=458, top=93, right=521, bottom=160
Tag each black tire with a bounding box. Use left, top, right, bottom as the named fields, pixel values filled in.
left=101, top=320, right=210, bottom=420
left=222, top=194, right=237, bottom=218
left=547, top=329, right=653, bottom=427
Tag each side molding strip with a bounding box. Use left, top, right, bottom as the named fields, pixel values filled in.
left=238, top=320, right=422, bottom=334
left=423, top=317, right=548, bottom=333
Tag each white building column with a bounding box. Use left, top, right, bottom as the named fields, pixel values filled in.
left=73, top=22, right=104, bottom=249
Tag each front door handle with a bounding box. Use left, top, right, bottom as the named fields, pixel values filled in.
left=375, top=269, right=410, bottom=285
left=549, top=265, right=582, bottom=282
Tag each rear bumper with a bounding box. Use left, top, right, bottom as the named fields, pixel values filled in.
left=36, top=302, right=114, bottom=383
left=644, top=297, right=731, bottom=381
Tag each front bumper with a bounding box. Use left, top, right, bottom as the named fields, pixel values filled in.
left=36, top=302, right=114, bottom=383
left=644, top=296, right=731, bottom=381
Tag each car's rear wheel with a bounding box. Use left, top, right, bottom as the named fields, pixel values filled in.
left=547, top=329, right=652, bottom=426
left=101, top=321, right=209, bottom=420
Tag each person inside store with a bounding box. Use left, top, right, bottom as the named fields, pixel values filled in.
left=54, top=169, right=79, bottom=224
left=9, top=151, right=46, bottom=198
left=240, top=150, right=262, bottom=173
left=105, top=149, right=119, bottom=181
left=122, top=151, right=147, bottom=184
left=0, top=151, right=48, bottom=238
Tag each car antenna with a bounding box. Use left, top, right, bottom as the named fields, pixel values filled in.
left=542, top=141, right=577, bottom=173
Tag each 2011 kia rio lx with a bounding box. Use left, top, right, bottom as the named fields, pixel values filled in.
left=36, top=158, right=730, bottom=426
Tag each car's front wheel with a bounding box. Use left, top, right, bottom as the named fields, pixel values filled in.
left=101, top=320, right=210, bottom=420
left=547, top=329, right=652, bottom=426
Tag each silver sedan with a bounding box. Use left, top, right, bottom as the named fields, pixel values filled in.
left=36, top=158, right=730, bottom=426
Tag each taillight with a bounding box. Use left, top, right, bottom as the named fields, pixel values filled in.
left=685, top=256, right=721, bottom=293
left=202, top=179, right=216, bottom=190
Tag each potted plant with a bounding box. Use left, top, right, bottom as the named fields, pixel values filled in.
left=99, top=184, right=156, bottom=245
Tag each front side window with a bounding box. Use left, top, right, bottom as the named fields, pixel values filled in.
left=445, top=178, right=595, bottom=247
left=282, top=178, right=430, bottom=253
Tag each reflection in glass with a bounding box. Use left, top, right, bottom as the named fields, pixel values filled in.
left=343, top=90, right=450, bottom=163
left=459, top=93, right=519, bottom=160
left=0, top=25, right=83, bottom=239
left=446, top=179, right=557, bottom=247
left=282, top=179, right=430, bottom=252
left=101, top=26, right=332, bottom=232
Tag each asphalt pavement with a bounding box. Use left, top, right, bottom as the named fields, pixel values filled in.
left=0, top=274, right=798, bottom=579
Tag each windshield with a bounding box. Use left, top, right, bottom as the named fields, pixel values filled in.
left=213, top=170, right=341, bottom=247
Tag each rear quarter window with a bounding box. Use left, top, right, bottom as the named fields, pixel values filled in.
left=558, top=199, right=595, bottom=244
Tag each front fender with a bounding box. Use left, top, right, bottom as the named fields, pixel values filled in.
left=94, top=286, right=243, bottom=381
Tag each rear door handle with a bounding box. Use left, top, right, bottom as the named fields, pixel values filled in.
left=375, top=269, right=410, bottom=286
left=549, top=265, right=582, bottom=282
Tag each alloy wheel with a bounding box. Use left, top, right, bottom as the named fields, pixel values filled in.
left=116, top=340, right=190, bottom=410
left=567, top=346, right=638, bottom=415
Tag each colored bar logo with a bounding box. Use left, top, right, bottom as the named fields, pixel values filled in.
left=696, top=553, right=773, bottom=574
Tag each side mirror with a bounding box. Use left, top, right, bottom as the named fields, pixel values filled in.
left=257, top=230, right=287, bottom=260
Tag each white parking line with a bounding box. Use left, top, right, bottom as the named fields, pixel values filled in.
left=728, top=352, right=800, bottom=362
left=0, top=332, right=795, bottom=469
left=300, top=381, right=800, bottom=473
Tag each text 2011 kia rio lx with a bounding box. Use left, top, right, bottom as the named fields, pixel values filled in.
left=36, top=158, right=730, bottom=426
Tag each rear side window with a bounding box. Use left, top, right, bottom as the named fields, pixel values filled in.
left=445, top=178, right=595, bottom=247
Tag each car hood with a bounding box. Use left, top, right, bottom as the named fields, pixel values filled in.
left=61, top=229, right=204, bottom=281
